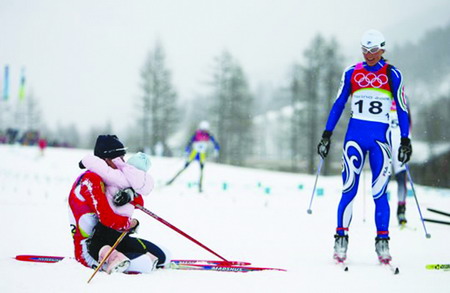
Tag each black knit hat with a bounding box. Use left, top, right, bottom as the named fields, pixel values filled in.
left=94, top=135, right=127, bottom=159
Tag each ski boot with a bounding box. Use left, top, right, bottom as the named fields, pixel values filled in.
left=99, top=245, right=130, bottom=274
left=333, top=234, right=348, bottom=262
left=375, top=237, right=392, bottom=264
left=397, top=203, right=407, bottom=225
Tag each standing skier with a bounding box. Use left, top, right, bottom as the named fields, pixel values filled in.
left=167, top=121, right=220, bottom=192
left=390, top=99, right=411, bottom=225
left=68, top=135, right=166, bottom=274
left=317, top=29, right=412, bottom=264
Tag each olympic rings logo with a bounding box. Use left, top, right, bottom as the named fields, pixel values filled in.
left=353, top=72, right=388, bottom=88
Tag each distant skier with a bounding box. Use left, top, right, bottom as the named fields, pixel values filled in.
left=389, top=99, right=411, bottom=225
left=317, top=29, right=412, bottom=264
left=166, top=121, right=220, bottom=192
left=68, top=135, right=167, bottom=274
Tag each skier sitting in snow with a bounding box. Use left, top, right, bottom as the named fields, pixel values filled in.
left=166, top=121, right=220, bottom=192
left=68, top=135, right=167, bottom=274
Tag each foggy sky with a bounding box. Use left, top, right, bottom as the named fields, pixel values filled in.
left=1, top=0, right=449, bottom=135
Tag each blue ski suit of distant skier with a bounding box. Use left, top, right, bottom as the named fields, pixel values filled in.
left=324, top=59, right=410, bottom=238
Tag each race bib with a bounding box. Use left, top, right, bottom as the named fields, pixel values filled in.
left=193, top=142, right=208, bottom=152
left=351, top=88, right=392, bottom=123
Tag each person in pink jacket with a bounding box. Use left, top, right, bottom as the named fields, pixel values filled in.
left=80, top=151, right=153, bottom=218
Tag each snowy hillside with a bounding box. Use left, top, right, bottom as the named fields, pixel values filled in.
left=0, top=144, right=449, bottom=293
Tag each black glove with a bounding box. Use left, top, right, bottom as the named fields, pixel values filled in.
left=113, top=187, right=136, bottom=206
left=317, top=130, right=332, bottom=159
left=398, top=137, right=412, bottom=165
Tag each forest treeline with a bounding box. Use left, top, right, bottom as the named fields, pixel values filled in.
left=2, top=24, right=449, bottom=186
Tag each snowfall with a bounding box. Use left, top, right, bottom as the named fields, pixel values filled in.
left=0, top=144, right=449, bottom=293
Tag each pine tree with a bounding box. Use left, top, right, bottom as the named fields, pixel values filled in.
left=209, top=51, right=253, bottom=165
left=138, top=41, right=179, bottom=155
left=289, top=34, right=344, bottom=174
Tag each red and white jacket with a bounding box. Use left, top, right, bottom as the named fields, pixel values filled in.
left=68, top=171, right=144, bottom=268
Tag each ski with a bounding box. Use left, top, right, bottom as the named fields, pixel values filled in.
left=426, top=264, right=450, bottom=271
left=423, top=218, right=450, bottom=226
left=15, top=255, right=251, bottom=266
left=14, top=254, right=284, bottom=273
left=334, top=259, right=348, bottom=271
left=334, top=258, right=401, bottom=274
left=15, top=255, right=66, bottom=263
left=427, top=208, right=450, bottom=218
left=337, top=261, right=349, bottom=272
left=171, top=259, right=251, bottom=266
left=381, top=262, right=400, bottom=275
left=399, top=223, right=417, bottom=231
left=169, top=262, right=286, bottom=273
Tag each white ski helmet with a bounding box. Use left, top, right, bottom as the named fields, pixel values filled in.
left=198, top=120, right=210, bottom=130
left=361, top=29, right=386, bottom=49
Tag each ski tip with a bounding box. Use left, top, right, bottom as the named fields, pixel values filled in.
left=344, top=266, right=349, bottom=272
left=394, top=267, right=400, bottom=274
left=15, top=255, right=64, bottom=263
left=425, top=264, right=450, bottom=270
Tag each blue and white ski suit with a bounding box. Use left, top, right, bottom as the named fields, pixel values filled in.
left=324, top=59, right=410, bottom=238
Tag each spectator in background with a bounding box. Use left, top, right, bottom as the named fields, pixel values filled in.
left=38, top=137, right=47, bottom=156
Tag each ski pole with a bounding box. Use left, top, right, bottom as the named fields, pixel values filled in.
left=133, top=204, right=230, bottom=262
left=166, top=165, right=188, bottom=185
left=307, top=158, right=324, bottom=214
left=87, top=230, right=127, bottom=283
left=199, top=165, right=204, bottom=193
left=405, top=164, right=431, bottom=239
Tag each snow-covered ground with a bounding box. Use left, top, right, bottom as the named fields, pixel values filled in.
left=0, top=144, right=449, bottom=292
